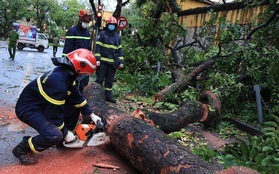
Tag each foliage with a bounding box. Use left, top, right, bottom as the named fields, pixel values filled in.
left=168, top=128, right=218, bottom=162
left=114, top=70, right=173, bottom=97
left=216, top=121, right=247, bottom=139
left=153, top=101, right=179, bottom=112
left=121, top=1, right=186, bottom=73
left=218, top=113, right=279, bottom=174
left=0, top=0, right=88, bottom=38
left=190, top=5, right=279, bottom=121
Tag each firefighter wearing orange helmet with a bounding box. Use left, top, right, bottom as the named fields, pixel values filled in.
left=12, top=49, right=104, bottom=165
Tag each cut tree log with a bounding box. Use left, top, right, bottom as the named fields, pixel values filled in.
left=147, top=90, right=221, bottom=132
left=83, top=82, right=223, bottom=174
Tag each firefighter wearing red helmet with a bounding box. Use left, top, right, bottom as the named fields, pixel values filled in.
left=62, top=9, right=92, bottom=93
left=95, top=16, right=124, bottom=103
left=12, top=49, right=103, bottom=165
left=61, top=10, right=93, bottom=133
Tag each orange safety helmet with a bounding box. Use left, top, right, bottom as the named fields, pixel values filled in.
left=105, top=16, right=117, bottom=25
left=67, top=49, right=97, bottom=74
left=79, top=9, right=92, bottom=23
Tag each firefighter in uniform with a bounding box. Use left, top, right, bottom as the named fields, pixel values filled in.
left=62, top=9, right=93, bottom=135
left=62, top=9, right=92, bottom=93
left=95, top=16, right=124, bottom=103
left=12, top=49, right=103, bottom=165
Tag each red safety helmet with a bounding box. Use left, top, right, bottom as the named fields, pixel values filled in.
left=67, top=49, right=97, bottom=74
left=105, top=16, right=117, bottom=25
left=79, top=9, right=92, bottom=23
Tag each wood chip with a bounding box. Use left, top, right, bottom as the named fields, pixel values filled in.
left=92, top=162, right=120, bottom=169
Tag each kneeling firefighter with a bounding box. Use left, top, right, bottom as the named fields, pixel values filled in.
left=13, top=49, right=104, bottom=165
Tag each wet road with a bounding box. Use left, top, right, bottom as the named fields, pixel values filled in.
left=0, top=41, right=59, bottom=105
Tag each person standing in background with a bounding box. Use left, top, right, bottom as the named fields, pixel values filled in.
left=95, top=16, right=124, bottom=103
left=61, top=10, right=93, bottom=136
left=7, top=26, right=19, bottom=60
left=52, top=35, right=59, bottom=57
left=62, top=9, right=92, bottom=93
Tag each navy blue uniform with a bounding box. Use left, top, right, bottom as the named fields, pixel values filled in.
left=62, top=24, right=92, bottom=130
left=62, top=24, right=91, bottom=92
left=95, top=29, right=124, bottom=100
left=15, top=66, right=92, bottom=153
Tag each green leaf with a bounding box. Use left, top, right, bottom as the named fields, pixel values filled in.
left=264, top=121, right=278, bottom=127
left=249, top=147, right=258, bottom=160
left=227, top=148, right=240, bottom=158
left=261, top=156, right=272, bottom=166
left=255, top=153, right=265, bottom=163
left=224, top=154, right=236, bottom=160
left=265, top=132, right=276, bottom=137
left=263, top=127, right=276, bottom=132
left=269, top=163, right=279, bottom=171
left=262, top=146, right=274, bottom=152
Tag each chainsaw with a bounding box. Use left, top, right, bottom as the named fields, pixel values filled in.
left=63, top=119, right=108, bottom=148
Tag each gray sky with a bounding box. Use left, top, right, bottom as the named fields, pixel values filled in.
left=76, top=0, right=117, bottom=12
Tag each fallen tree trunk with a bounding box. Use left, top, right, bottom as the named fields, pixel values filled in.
left=148, top=90, right=221, bottom=132
left=83, top=83, right=222, bottom=174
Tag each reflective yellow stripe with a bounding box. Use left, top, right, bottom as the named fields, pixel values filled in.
left=67, top=91, right=71, bottom=95
left=28, top=137, right=39, bottom=153
left=57, top=122, right=64, bottom=130
left=37, top=76, right=65, bottom=105
left=102, top=43, right=118, bottom=49
left=62, top=53, right=67, bottom=56
left=100, top=57, right=114, bottom=63
left=104, top=87, right=112, bottom=91
left=95, top=53, right=101, bottom=57
left=96, top=41, right=118, bottom=49
left=73, top=81, right=76, bottom=85
left=74, top=100, right=87, bottom=108
left=65, top=36, right=90, bottom=40
left=96, top=41, right=103, bottom=46
left=119, top=56, right=124, bottom=60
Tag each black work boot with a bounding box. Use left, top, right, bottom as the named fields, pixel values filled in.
left=12, top=136, right=38, bottom=165
left=105, top=91, right=116, bottom=103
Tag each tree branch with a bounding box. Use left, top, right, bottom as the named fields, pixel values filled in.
left=246, top=6, right=279, bottom=40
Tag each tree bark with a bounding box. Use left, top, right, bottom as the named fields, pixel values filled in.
left=83, top=83, right=222, bottom=174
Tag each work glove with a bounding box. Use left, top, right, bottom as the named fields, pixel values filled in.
left=119, top=64, right=124, bottom=68
left=90, top=113, right=104, bottom=129
left=96, top=61, right=100, bottom=66
left=64, top=131, right=76, bottom=142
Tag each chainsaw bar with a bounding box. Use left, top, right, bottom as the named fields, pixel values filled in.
left=87, top=132, right=107, bottom=146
